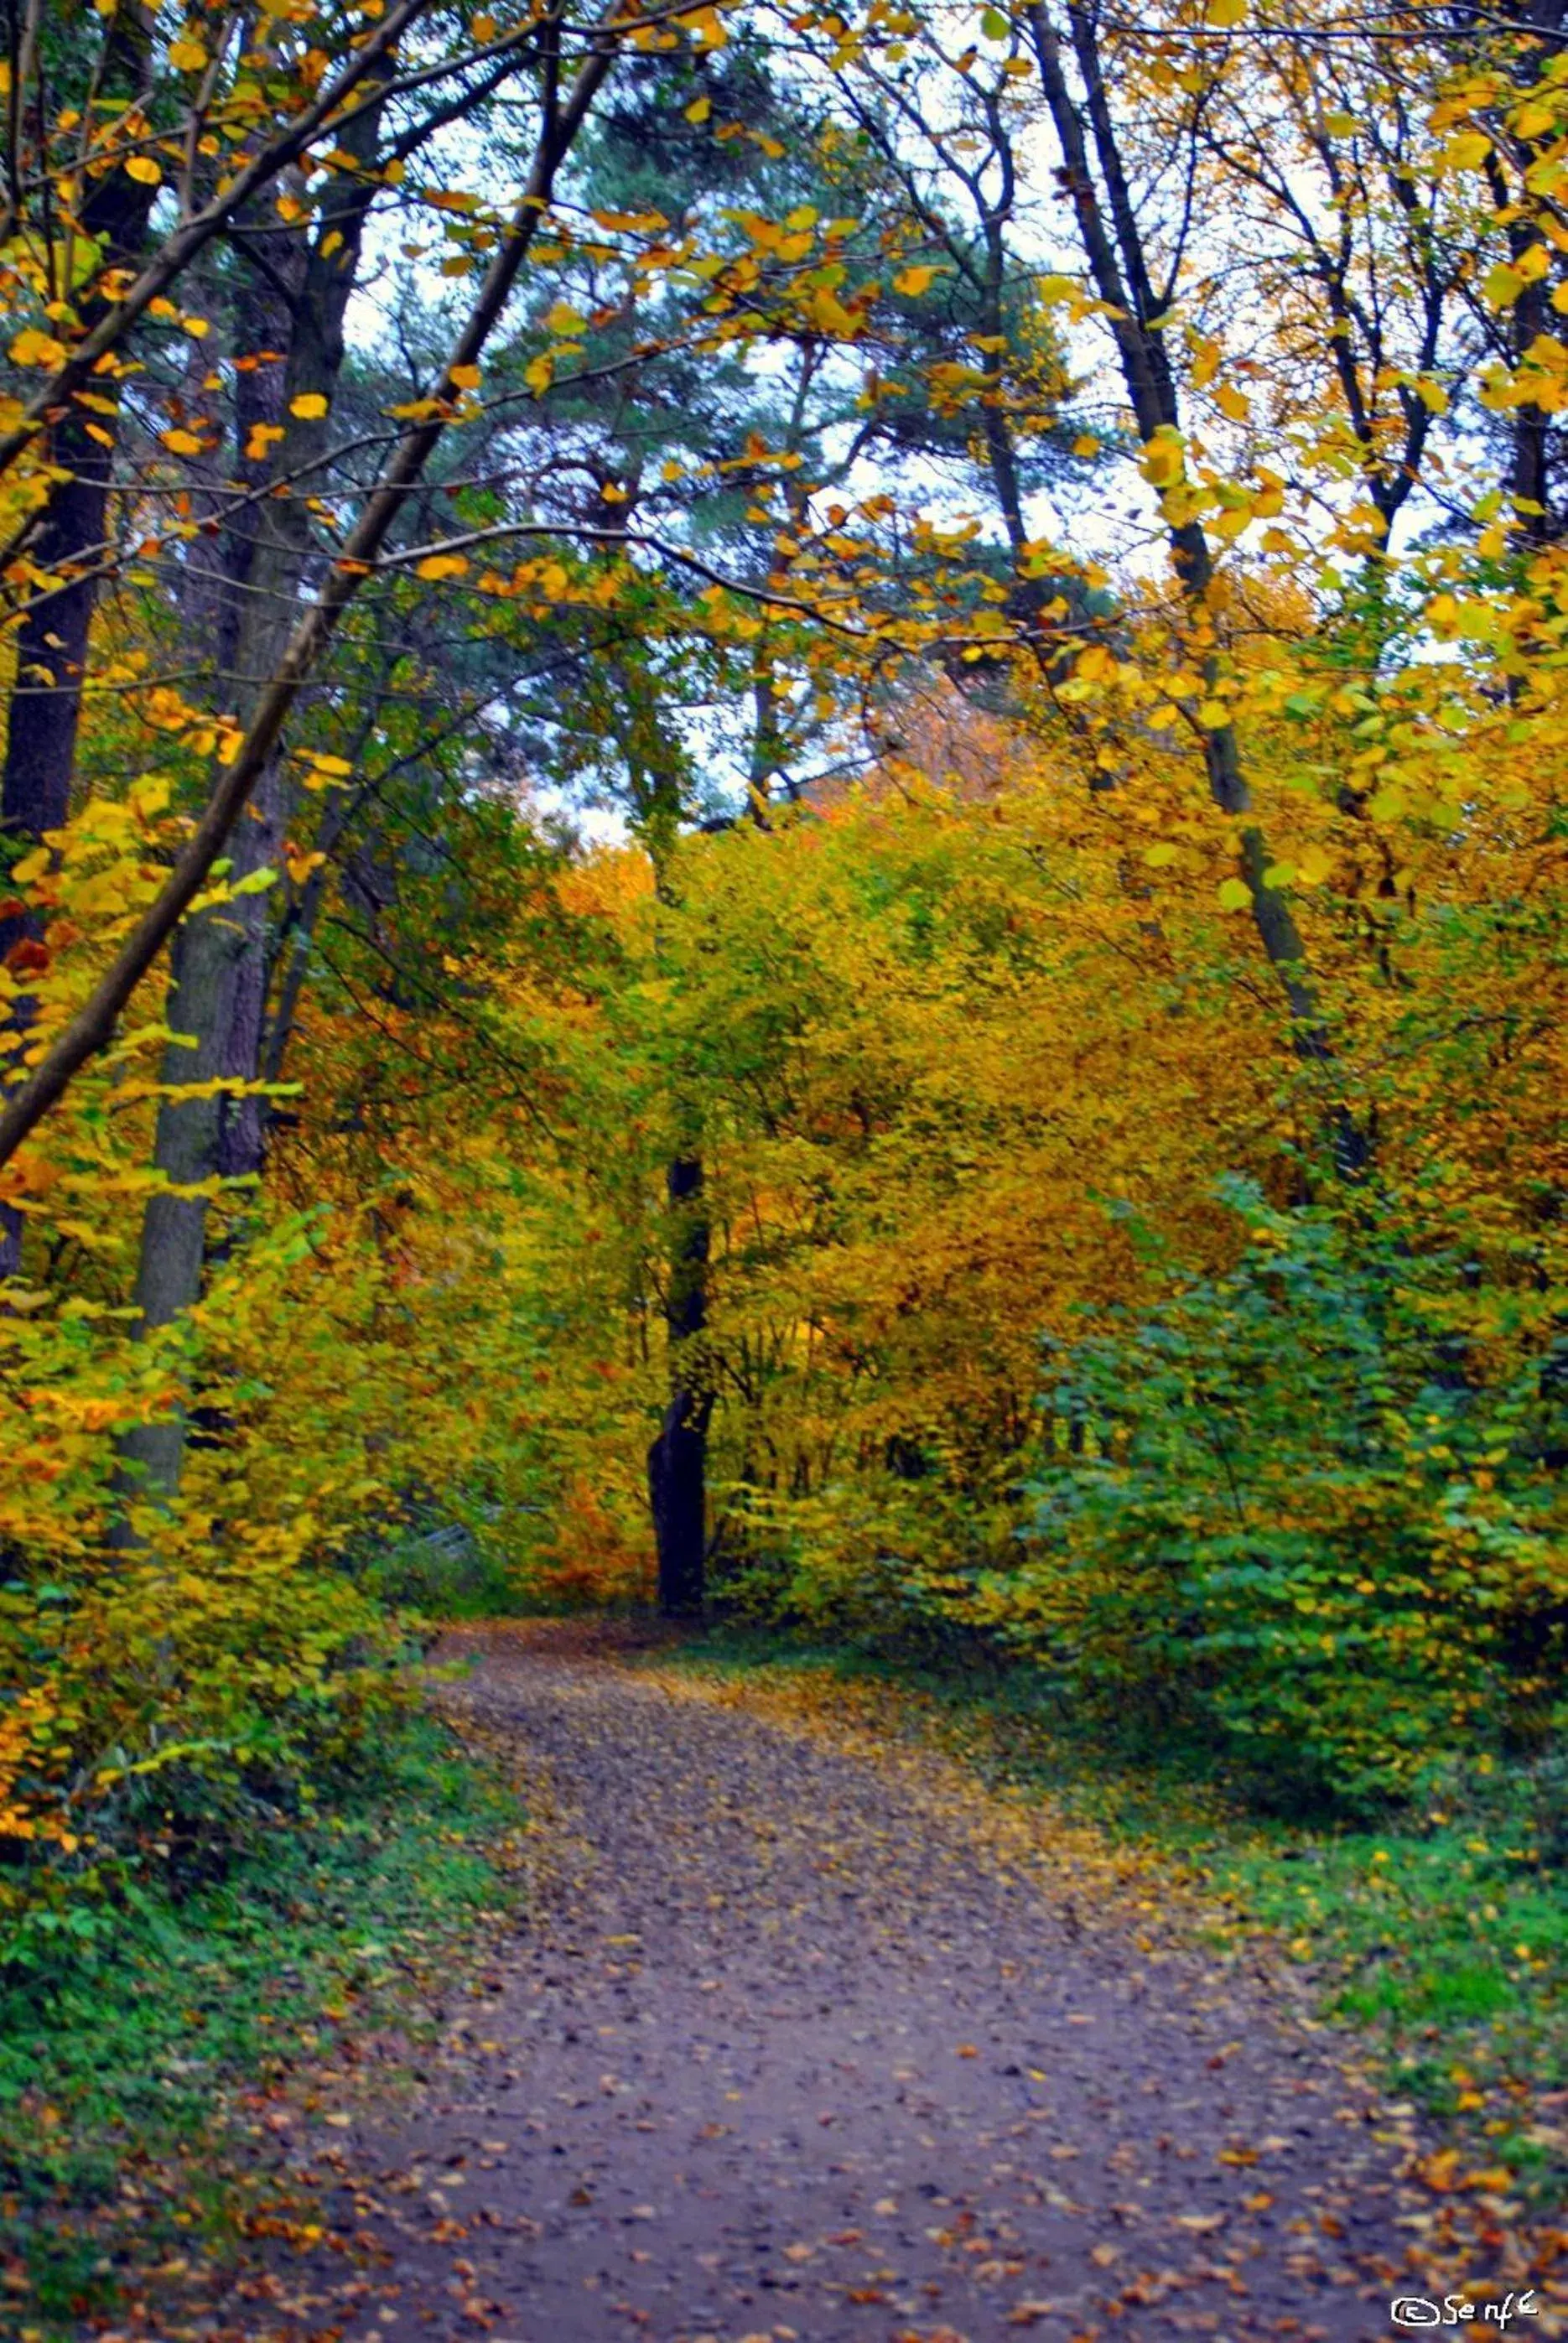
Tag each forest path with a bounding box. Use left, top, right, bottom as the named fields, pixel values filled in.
left=267, top=1625, right=1477, bottom=2343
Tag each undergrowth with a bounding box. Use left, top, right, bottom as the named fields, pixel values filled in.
left=0, top=1707, right=523, bottom=2338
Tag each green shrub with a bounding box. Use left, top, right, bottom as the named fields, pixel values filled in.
left=964, top=1182, right=1566, bottom=1810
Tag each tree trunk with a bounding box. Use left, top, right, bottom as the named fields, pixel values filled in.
left=1026, top=2, right=1326, bottom=1041
left=116, top=898, right=266, bottom=1497
left=647, top=1151, right=710, bottom=1618
left=0, top=3, right=159, bottom=1276
left=117, top=98, right=387, bottom=1504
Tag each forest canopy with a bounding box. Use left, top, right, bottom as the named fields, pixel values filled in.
left=0, top=0, right=1563, bottom=1914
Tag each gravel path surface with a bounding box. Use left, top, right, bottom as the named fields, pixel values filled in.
left=243, top=1629, right=1511, bottom=2343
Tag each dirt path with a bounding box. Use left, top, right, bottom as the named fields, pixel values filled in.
left=236, top=1629, right=1543, bottom=2343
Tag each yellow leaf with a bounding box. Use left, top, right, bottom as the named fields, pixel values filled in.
left=1295, top=843, right=1333, bottom=886
left=543, top=301, right=587, bottom=338
left=1442, top=130, right=1493, bottom=170
left=125, top=154, right=162, bottom=185
left=1140, top=430, right=1186, bottom=488
left=9, top=327, right=67, bottom=368
left=168, top=34, right=208, bottom=69
left=685, top=95, right=712, bottom=123
left=449, top=363, right=482, bottom=390
left=1482, top=262, right=1524, bottom=309
left=416, top=553, right=470, bottom=580
left=289, top=392, right=329, bottom=419
left=1206, top=0, right=1245, bottom=22
left=161, top=428, right=204, bottom=455
left=894, top=265, right=937, bottom=296
left=1214, top=382, right=1250, bottom=421
left=1217, top=875, right=1252, bottom=912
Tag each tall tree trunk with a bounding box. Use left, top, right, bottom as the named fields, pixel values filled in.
left=629, top=704, right=714, bottom=1618
left=647, top=1149, right=711, bottom=1618
left=1493, top=2, right=1568, bottom=543
left=0, top=1, right=158, bottom=1277
left=1026, top=3, right=1335, bottom=1065
left=118, top=98, right=387, bottom=1505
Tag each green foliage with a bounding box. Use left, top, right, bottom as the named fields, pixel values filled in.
left=0, top=1711, right=520, bottom=2335
left=971, top=1182, right=1566, bottom=1810
left=351, top=1515, right=526, bottom=1619
left=1213, top=1759, right=1567, bottom=2192
left=0, top=1547, right=414, bottom=1925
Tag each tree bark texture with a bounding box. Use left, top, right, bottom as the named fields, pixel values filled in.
left=647, top=1151, right=711, bottom=1618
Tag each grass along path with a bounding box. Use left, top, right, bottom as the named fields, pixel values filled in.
left=0, top=1710, right=530, bottom=2340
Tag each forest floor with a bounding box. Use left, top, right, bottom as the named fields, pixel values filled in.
left=149, top=1618, right=1561, bottom=2343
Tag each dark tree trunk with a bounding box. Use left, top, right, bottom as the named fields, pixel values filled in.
left=0, top=4, right=158, bottom=1277
left=648, top=1394, right=709, bottom=1618
left=0, top=413, right=115, bottom=1257
left=1027, top=0, right=1364, bottom=1172
left=647, top=1151, right=710, bottom=1618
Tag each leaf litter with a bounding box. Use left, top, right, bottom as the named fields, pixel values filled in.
left=80, top=1622, right=1565, bottom=2341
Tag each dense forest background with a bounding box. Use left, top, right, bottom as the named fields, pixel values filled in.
left=0, top=0, right=1563, bottom=1932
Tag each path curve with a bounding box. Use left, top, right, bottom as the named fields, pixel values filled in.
left=263, top=1628, right=1486, bottom=2342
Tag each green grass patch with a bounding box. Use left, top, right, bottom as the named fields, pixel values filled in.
left=0, top=1708, right=525, bottom=2336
